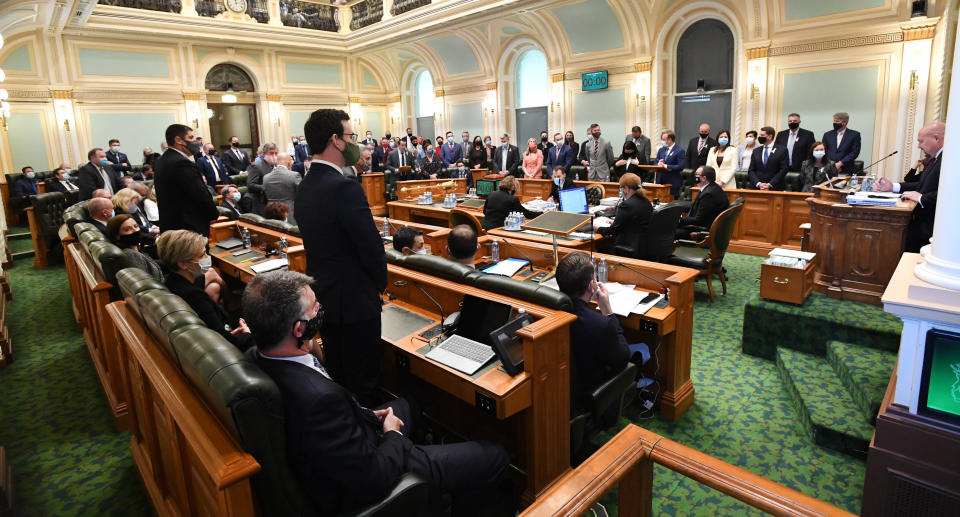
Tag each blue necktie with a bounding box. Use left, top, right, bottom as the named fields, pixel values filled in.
left=312, top=355, right=329, bottom=378
left=763, top=146, right=769, bottom=166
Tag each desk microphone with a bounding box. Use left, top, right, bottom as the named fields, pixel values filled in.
left=498, top=238, right=536, bottom=272
left=859, top=150, right=898, bottom=175
left=413, top=281, right=448, bottom=340
left=609, top=261, right=670, bottom=305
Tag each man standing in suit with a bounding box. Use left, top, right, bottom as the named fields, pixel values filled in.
left=875, top=122, right=943, bottom=252
left=685, top=123, right=716, bottom=171
left=154, top=124, right=219, bottom=236
left=775, top=113, right=815, bottom=172
left=385, top=140, right=415, bottom=184
left=263, top=152, right=301, bottom=225
left=198, top=143, right=230, bottom=188
left=748, top=126, right=789, bottom=190
left=372, top=138, right=391, bottom=172
left=493, top=133, right=520, bottom=177
left=655, top=130, right=686, bottom=198
left=459, top=131, right=473, bottom=160
left=105, top=139, right=132, bottom=174
left=295, top=109, right=387, bottom=404
left=624, top=126, right=651, bottom=165
left=77, top=148, right=122, bottom=201
left=244, top=271, right=511, bottom=516
left=294, top=138, right=310, bottom=165
left=821, top=112, right=861, bottom=174
left=245, top=142, right=277, bottom=215
left=403, top=127, right=418, bottom=150
left=580, top=123, right=615, bottom=181
left=222, top=136, right=251, bottom=176
left=84, top=197, right=114, bottom=233
left=361, top=130, right=377, bottom=148
left=676, top=166, right=729, bottom=239
left=440, top=131, right=464, bottom=168
left=544, top=133, right=573, bottom=173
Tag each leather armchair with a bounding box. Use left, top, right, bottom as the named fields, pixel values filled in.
left=734, top=171, right=750, bottom=189
left=784, top=172, right=802, bottom=192
left=402, top=254, right=479, bottom=283
left=29, top=192, right=68, bottom=251
left=638, top=202, right=684, bottom=262
left=667, top=199, right=744, bottom=302
left=449, top=208, right=484, bottom=236
left=136, top=290, right=205, bottom=362
left=230, top=174, right=248, bottom=187
left=217, top=206, right=240, bottom=221
left=568, top=165, right=587, bottom=181
left=473, top=273, right=573, bottom=312
left=63, top=200, right=92, bottom=237
left=570, top=362, right=637, bottom=464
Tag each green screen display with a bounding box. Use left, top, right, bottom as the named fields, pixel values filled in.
left=582, top=70, right=608, bottom=91
left=920, top=329, right=960, bottom=421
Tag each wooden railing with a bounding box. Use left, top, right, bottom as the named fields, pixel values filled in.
left=522, top=424, right=855, bottom=517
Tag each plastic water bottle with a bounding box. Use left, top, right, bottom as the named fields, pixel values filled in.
left=491, top=240, right=500, bottom=262
left=598, top=258, right=608, bottom=283
left=381, top=218, right=390, bottom=237
left=278, top=236, right=288, bottom=260
left=241, top=227, right=251, bottom=249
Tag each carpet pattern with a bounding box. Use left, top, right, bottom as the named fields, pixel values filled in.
left=827, top=341, right=898, bottom=425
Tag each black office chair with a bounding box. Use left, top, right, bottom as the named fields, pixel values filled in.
left=570, top=362, right=638, bottom=465
left=640, top=202, right=684, bottom=262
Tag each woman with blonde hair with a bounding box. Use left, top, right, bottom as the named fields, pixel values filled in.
left=521, top=138, right=544, bottom=179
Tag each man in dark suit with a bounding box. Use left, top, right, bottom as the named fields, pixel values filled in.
left=142, top=147, right=161, bottom=168
left=385, top=140, right=416, bottom=185
left=105, top=138, right=132, bottom=174
left=84, top=197, right=113, bottom=233
left=685, top=123, right=716, bottom=171
left=372, top=138, right=392, bottom=172
left=402, top=127, right=418, bottom=150
left=493, top=133, right=520, bottom=177
left=595, top=173, right=652, bottom=258
left=748, top=126, right=789, bottom=190
left=544, top=133, right=573, bottom=173
left=821, top=111, right=861, bottom=175
left=219, top=185, right=244, bottom=220
left=49, top=167, right=80, bottom=193
left=294, top=109, right=387, bottom=404
left=244, top=271, right=511, bottom=516
left=876, top=122, right=943, bottom=252
left=77, top=147, right=122, bottom=200
left=13, top=166, right=38, bottom=198
left=624, top=126, right=651, bottom=165
left=775, top=113, right=816, bottom=172
left=222, top=135, right=251, bottom=176
left=245, top=142, right=277, bottom=215
left=198, top=143, right=230, bottom=188
left=440, top=132, right=464, bottom=168
left=556, top=252, right=648, bottom=425
left=154, top=124, right=219, bottom=236
left=676, top=166, right=729, bottom=239
left=294, top=140, right=309, bottom=164
left=655, top=130, right=686, bottom=198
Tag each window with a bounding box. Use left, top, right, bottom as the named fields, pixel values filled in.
left=415, top=70, right=435, bottom=118
left=515, top=50, right=548, bottom=108
left=205, top=64, right=255, bottom=92
left=673, top=19, right=735, bottom=145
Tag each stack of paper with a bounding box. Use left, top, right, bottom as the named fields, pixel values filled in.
left=250, top=258, right=288, bottom=273
left=846, top=191, right=899, bottom=206
left=482, top=258, right=530, bottom=277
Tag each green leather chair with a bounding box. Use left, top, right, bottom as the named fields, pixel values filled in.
left=87, top=239, right=136, bottom=286
left=78, top=228, right=107, bottom=253
left=570, top=362, right=637, bottom=464
left=568, top=165, right=588, bottom=181
left=668, top=198, right=744, bottom=302
left=784, top=172, right=802, bottom=192
left=385, top=247, right=405, bottom=264
left=116, top=267, right=167, bottom=321
left=217, top=205, right=240, bottom=221
left=135, top=289, right=206, bottom=362
left=472, top=274, right=573, bottom=312
left=403, top=254, right=479, bottom=284
left=584, top=184, right=604, bottom=206
left=734, top=171, right=750, bottom=189
left=240, top=213, right=268, bottom=227
left=230, top=174, right=248, bottom=187
left=30, top=192, right=68, bottom=253
left=63, top=201, right=92, bottom=238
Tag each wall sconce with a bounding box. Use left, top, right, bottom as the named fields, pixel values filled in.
left=63, top=119, right=70, bottom=132
left=275, top=117, right=281, bottom=127
left=909, top=70, right=919, bottom=90
left=0, top=114, right=7, bottom=132
left=750, top=84, right=760, bottom=99
left=192, top=118, right=199, bottom=128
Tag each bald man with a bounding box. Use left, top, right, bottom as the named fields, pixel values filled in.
left=92, top=189, right=111, bottom=199
left=263, top=151, right=301, bottom=225
left=876, top=122, right=943, bottom=252
left=86, top=197, right=114, bottom=233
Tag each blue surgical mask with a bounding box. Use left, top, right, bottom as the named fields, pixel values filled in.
left=812, top=150, right=826, bottom=159
left=26, top=171, right=36, bottom=179
left=65, top=168, right=72, bottom=175
left=484, top=140, right=491, bottom=146
left=128, top=205, right=139, bottom=214
left=427, top=149, right=435, bottom=156
left=99, top=158, right=109, bottom=166
left=232, top=192, right=241, bottom=202
left=553, top=177, right=562, bottom=186
left=110, top=145, right=121, bottom=153
left=389, top=142, right=395, bottom=148
left=109, top=209, right=116, bottom=218
left=660, top=141, right=668, bottom=148
left=718, top=137, right=729, bottom=146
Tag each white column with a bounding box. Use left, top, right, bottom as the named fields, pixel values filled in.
left=914, top=30, right=960, bottom=290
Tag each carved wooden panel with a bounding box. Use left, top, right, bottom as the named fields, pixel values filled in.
left=782, top=198, right=811, bottom=247
left=739, top=196, right=777, bottom=242
left=850, top=228, right=882, bottom=278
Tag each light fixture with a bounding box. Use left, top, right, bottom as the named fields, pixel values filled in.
left=750, top=84, right=760, bottom=99
left=63, top=119, right=70, bottom=132
left=909, top=70, right=919, bottom=90
left=0, top=69, right=6, bottom=82
left=221, top=82, right=237, bottom=103
left=0, top=100, right=10, bottom=117
left=206, top=108, right=214, bottom=118
left=911, top=0, right=927, bottom=18
left=0, top=89, right=7, bottom=101
left=192, top=118, right=199, bottom=128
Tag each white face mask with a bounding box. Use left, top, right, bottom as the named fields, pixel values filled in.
left=414, top=248, right=429, bottom=255
left=745, top=137, right=755, bottom=145
left=197, top=255, right=212, bottom=273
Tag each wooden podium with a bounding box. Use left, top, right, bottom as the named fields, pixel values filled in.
left=805, top=180, right=916, bottom=306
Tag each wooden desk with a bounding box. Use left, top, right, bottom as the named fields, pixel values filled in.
left=360, top=173, right=387, bottom=215
left=806, top=184, right=914, bottom=306
left=208, top=220, right=306, bottom=282
left=487, top=227, right=608, bottom=251
left=396, top=178, right=468, bottom=200
left=374, top=216, right=448, bottom=255
left=517, top=178, right=672, bottom=204
left=692, top=186, right=812, bottom=256
left=387, top=199, right=484, bottom=228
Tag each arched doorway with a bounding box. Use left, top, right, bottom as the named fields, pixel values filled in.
left=205, top=63, right=260, bottom=155
left=414, top=69, right=436, bottom=141
left=514, top=49, right=548, bottom=146
left=673, top=19, right=734, bottom=146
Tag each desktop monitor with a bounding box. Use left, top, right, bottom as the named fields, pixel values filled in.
left=559, top=186, right=589, bottom=214
left=476, top=179, right=500, bottom=197
left=918, top=328, right=960, bottom=424
left=455, top=295, right=513, bottom=346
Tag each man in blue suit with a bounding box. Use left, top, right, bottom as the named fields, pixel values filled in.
left=821, top=111, right=861, bottom=174
left=198, top=143, right=231, bottom=187
left=655, top=130, right=686, bottom=198
left=294, top=139, right=310, bottom=164
left=544, top=133, right=573, bottom=173
left=748, top=126, right=789, bottom=190
left=105, top=138, right=132, bottom=174
left=440, top=131, right=464, bottom=168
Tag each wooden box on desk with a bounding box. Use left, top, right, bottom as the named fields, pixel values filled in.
left=760, top=256, right=816, bottom=305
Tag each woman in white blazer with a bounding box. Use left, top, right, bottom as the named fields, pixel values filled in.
left=706, top=129, right=738, bottom=189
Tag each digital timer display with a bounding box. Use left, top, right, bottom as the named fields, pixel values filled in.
left=582, top=70, right=609, bottom=91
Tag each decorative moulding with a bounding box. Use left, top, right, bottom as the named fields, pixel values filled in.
left=634, top=61, right=652, bottom=73
left=769, top=32, right=903, bottom=57
left=50, top=89, right=73, bottom=100
left=745, top=47, right=769, bottom=60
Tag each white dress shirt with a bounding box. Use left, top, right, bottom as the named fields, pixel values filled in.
left=259, top=352, right=331, bottom=379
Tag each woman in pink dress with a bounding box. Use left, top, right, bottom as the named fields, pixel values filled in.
left=522, top=138, right=544, bottom=179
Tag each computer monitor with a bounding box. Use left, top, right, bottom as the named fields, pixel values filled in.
left=454, top=295, right=512, bottom=346
left=476, top=179, right=500, bottom=197
left=918, top=328, right=960, bottom=424
left=559, top=186, right=588, bottom=214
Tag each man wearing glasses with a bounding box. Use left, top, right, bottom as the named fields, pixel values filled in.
left=294, top=109, right=387, bottom=405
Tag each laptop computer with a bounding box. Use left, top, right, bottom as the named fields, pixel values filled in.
left=425, top=295, right=512, bottom=375
left=559, top=187, right=589, bottom=214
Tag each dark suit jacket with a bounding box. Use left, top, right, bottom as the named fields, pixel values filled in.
left=598, top=193, right=652, bottom=254
left=568, top=141, right=580, bottom=163
left=221, top=201, right=242, bottom=220
left=84, top=216, right=108, bottom=234
left=548, top=177, right=576, bottom=202
left=295, top=162, right=386, bottom=325
left=569, top=298, right=630, bottom=404
left=385, top=149, right=416, bottom=174
left=165, top=273, right=254, bottom=350
left=482, top=190, right=539, bottom=230
left=774, top=128, right=816, bottom=171
left=748, top=145, right=789, bottom=190
left=49, top=179, right=80, bottom=193
left=143, top=152, right=161, bottom=168
left=544, top=144, right=574, bottom=173
left=681, top=182, right=728, bottom=230
left=255, top=355, right=412, bottom=515
left=77, top=162, right=121, bottom=201
left=440, top=142, right=463, bottom=168
left=13, top=177, right=38, bottom=197
left=901, top=152, right=941, bottom=252
left=295, top=142, right=310, bottom=164
left=222, top=147, right=251, bottom=175
left=493, top=145, right=520, bottom=177
left=624, top=135, right=651, bottom=165
left=654, top=145, right=686, bottom=197
left=198, top=155, right=230, bottom=186
left=685, top=136, right=717, bottom=170
left=154, top=149, right=219, bottom=235
left=105, top=150, right=132, bottom=173
left=245, top=160, right=271, bottom=213
left=373, top=146, right=390, bottom=172
left=821, top=128, right=861, bottom=169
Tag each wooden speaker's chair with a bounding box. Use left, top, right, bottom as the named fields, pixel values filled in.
left=450, top=208, right=485, bottom=236
left=667, top=200, right=744, bottom=302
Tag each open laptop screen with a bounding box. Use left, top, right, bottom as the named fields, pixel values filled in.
left=559, top=187, right=588, bottom=214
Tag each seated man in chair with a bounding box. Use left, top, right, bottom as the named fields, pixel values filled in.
left=675, top=166, right=729, bottom=240
left=244, top=271, right=511, bottom=517
left=447, top=224, right=479, bottom=267
left=393, top=226, right=426, bottom=255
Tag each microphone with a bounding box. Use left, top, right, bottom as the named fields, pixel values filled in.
left=608, top=261, right=670, bottom=304
left=860, top=150, right=898, bottom=173
left=498, top=238, right=536, bottom=272
left=413, top=281, right=447, bottom=339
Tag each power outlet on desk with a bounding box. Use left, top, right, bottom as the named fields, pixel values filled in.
left=638, top=319, right=658, bottom=334
left=395, top=352, right=410, bottom=372
left=475, top=392, right=496, bottom=414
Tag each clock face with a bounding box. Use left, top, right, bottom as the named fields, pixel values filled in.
left=226, top=0, right=247, bottom=13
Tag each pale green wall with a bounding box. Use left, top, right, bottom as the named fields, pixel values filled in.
left=449, top=103, right=483, bottom=141
left=88, top=113, right=176, bottom=165
left=8, top=113, right=49, bottom=171
left=551, top=0, right=624, bottom=54
left=781, top=65, right=879, bottom=165
left=362, top=68, right=378, bottom=87
left=784, top=0, right=884, bottom=20
left=574, top=88, right=626, bottom=148
left=1, top=45, right=31, bottom=72
left=284, top=61, right=341, bottom=84
left=288, top=111, right=312, bottom=140
left=364, top=111, right=384, bottom=138
left=425, top=35, right=480, bottom=75
left=78, top=49, right=170, bottom=77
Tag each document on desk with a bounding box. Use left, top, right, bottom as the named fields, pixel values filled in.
left=609, top=289, right=648, bottom=317
left=594, top=216, right=613, bottom=229
left=632, top=293, right=665, bottom=316
left=602, top=282, right=635, bottom=295
left=482, top=258, right=530, bottom=277
left=250, top=258, right=288, bottom=274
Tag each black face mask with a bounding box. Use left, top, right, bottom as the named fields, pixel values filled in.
left=296, top=312, right=324, bottom=345
left=699, top=133, right=709, bottom=139
left=541, top=137, right=548, bottom=142
left=757, top=136, right=768, bottom=145
left=385, top=134, right=392, bottom=139
left=407, top=132, right=413, bottom=136
left=833, top=123, right=843, bottom=131
left=788, top=122, right=799, bottom=130
left=207, top=149, right=217, bottom=155
left=117, top=232, right=141, bottom=248
left=231, top=142, right=239, bottom=148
